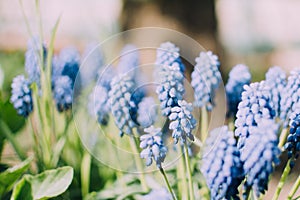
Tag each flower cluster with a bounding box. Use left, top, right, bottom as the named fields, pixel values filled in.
left=240, top=119, right=280, bottom=197
left=156, top=63, right=185, bottom=116
left=10, top=75, right=33, bottom=117
left=109, top=75, right=137, bottom=136
left=53, top=76, right=73, bottom=112
left=285, top=112, right=300, bottom=168
left=191, top=51, right=221, bottom=111
left=117, top=44, right=140, bottom=78
left=265, top=66, right=286, bottom=118
left=201, top=126, right=243, bottom=200
left=234, top=81, right=275, bottom=148
left=156, top=42, right=185, bottom=72
left=280, top=70, right=300, bottom=126
left=168, top=100, right=196, bottom=144
left=137, top=97, right=157, bottom=128
left=142, top=188, right=172, bottom=200
left=140, top=126, right=167, bottom=168
left=225, top=64, right=251, bottom=118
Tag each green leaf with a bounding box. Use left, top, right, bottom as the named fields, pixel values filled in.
left=28, top=166, right=73, bottom=199
left=10, top=177, right=33, bottom=200
left=0, top=157, right=32, bottom=197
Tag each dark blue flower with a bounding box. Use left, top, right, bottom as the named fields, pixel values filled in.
left=156, top=63, right=185, bottom=116
left=109, top=75, right=137, bottom=136
left=201, top=126, right=243, bottom=200
left=137, top=97, right=157, bottom=128
left=168, top=100, right=196, bottom=144
left=191, top=51, right=221, bottom=111
left=285, top=112, right=300, bottom=168
left=234, top=81, right=275, bottom=148
left=225, top=64, right=251, bottom=118
left=10, top=75, right=33, bottom=117
left=265, top=66, right=286, bottom=118
left=53, top=75, right=73, bottom=112
left=156, top=42, right=185, bottom=72
left=240, top=119, right=280, bottom=197
left=140, top=126, right=167, bottom=168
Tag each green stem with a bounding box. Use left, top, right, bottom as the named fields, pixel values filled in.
left=278, top=128, right=288, bottom=148
left=177, top=143, right=188, bottom=199
left=129, top=134, right=149, bottom=192
left=0, top=120, right=26, bottom=160
left=201, top=107, right=208, bottom=142
left=287, top=175, right=300, bottom=200
left=272, top=160, right=291, bottom=200
left=159, top=167, right=177, bottom=200
left=81, top=151, right=91, bottom=198
left=184, top=144, right=194, bottom=200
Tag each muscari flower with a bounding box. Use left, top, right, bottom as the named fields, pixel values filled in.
left=191, top=51, right=221, bottom=111
left=137, top=97, right=157, bottom=128
left=88, top=84, right=110, bottom=125
left=142, top=188, right=172, bottom=200
left=225, top=64, right=251, bottom=118
left=109, top=75, right=137, bottom=136
left=168, top=100, right=196, bottom=144
left=241, top=119, right=280, bottom=197
left=234, top=81, right=275, bottom=148
left=10, top=75, right=33, bottom=117
left=285, top=112, right=300, bottom=168
left=265, top=66, right=286, bottom=118
left=25, top=37, right=47, bottom=85
left=156, top=63, right=185, bottom=116
left=201, top=126, right=243, bottom=200
left=140, top=126, right=167, bottom=168
left=280, top=70, right=300, bottom=126
left=53, top=76, right=73, bottom=112
left=117, top=44, right=140, bottom=78
left=156, top=42, right=185, bottom=72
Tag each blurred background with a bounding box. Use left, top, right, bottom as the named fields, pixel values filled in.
left=0, top=0, right=300, bottom=199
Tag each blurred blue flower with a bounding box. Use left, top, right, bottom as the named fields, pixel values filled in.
left=97, top=66, right=116, bottom=91
left=10, top=75, right=33, bottom=117
left=285, top=112, right=300, bottom=168
left=191, top=51, right=221, bottom=111
left=109, top=75, right=137, bottom=136
left=168, top=100, right=196, bottom=144
left=25, top=37, right=47, bottom=85
left=137, top=97, right=157, bottom=128
left=140, top=126, right=167, bottom=168
left=88, top=84, right=110, bottom=125
left=117, top=44, right=140, bottom=78
left=234, top=81, right=275, bottom=148
left=225, top=64, right=251, bottom=118
left=53, top=76, right=73, bottom=112
left=265, top=66, right=286, bottom=118
left=142, top=188, right=172, bottom=200
left=240, top=119, right=280, bottom=197
left=156, top=42, right=185, bottom=72
left=201, top=126, right=243, bottom=200
left=156, top=63, right=185, bottom=116
left=280, top=70, right=300, bottom=126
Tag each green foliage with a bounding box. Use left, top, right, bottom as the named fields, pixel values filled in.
left=11, top=166, right=74, bottom=200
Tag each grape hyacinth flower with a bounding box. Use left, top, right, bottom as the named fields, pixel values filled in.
left=235, top=81, right=275, bottom=148
left=241, top=119, right=281, bottom=197
left=10, top=75, right=33, bottom=117
left=156, top=63, right=185, bottom=116
left=25, top=37, right=47, bottom=85
left=280, top=70, right=300, bottom=126
left=53, top=76, right=73, bottom=112
left=285, top=112, right=300, bottom=168
left=88, top=85, right=110, bottom=125
left=140, top=126, right=167, bottom=168
left=201, top=126, right=243, bottom=200
left=109, top=75, right=138, bottom=136
left=265, top=66, right=286, bottom=118
left=191, top=51, right=221, bottom=111
left=117, top=44, right=139, bottom=78
left=137, top=97, right=157, bottom=128
left=168, top=100, right=196, bottom=144
left=156, top=42, right=185, bottom=72
left=142, top=188, right=172, bottom=200
left=225, top=64, right=251, bottom=118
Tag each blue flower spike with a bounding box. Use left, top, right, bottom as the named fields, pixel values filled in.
left=10, top=75, right=33, bottom=117
left=137, top=97, right=157, bottom=128
left=53, top=76, right=73, bottom=112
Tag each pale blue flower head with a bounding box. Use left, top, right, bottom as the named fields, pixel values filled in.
left=137, top=97, right=157, bottom=128
left=117, top=44, right=140, bottom=78
left=142, top=188, right=172, bottom=200
left=53, top=75, right=73, bottom=112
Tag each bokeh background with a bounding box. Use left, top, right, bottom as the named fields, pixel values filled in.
left=0, top=0, right=300, bottom=199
